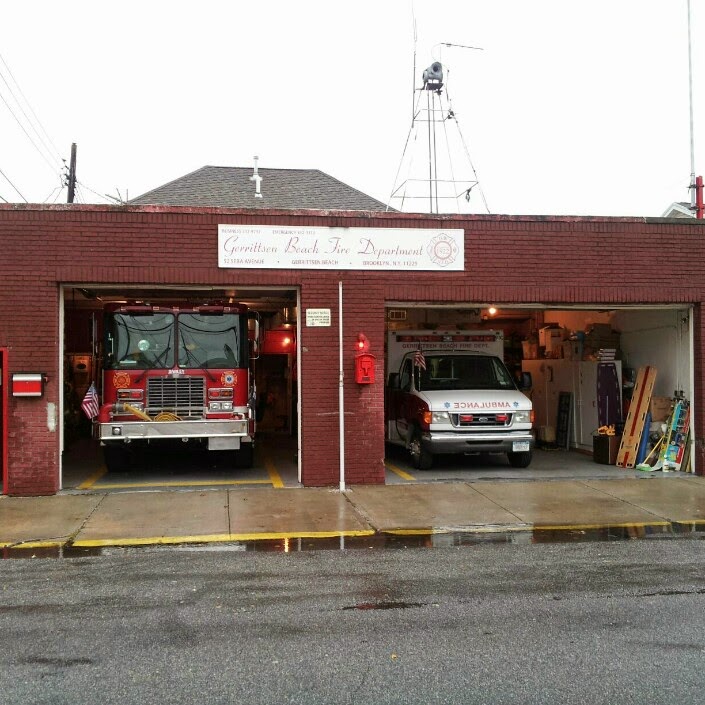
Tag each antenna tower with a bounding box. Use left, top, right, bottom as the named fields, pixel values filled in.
left=388, top=48, right=489, bottom=215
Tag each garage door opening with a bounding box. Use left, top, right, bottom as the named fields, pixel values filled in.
left=383, top=303, right=694, bottom=479
left=60, top=286, right=300, bottom=491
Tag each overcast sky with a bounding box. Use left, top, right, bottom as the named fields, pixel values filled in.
left=0, top=0, right=702, bottom=216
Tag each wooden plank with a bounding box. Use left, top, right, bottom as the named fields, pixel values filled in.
left=616, top=366, right=657, bottom=468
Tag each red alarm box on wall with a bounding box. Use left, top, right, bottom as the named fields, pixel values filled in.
left=354, top=353, right=375, bottom=384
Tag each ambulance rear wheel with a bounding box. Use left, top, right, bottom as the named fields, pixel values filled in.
left=409, top=430, right=433, bottom=470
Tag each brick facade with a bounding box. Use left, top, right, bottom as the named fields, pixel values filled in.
left=1, top=204, right=704, bottom=495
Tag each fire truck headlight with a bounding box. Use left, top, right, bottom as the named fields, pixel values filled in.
left=209, top=402, right=222, bottom=411
left=111, top=426, right=122, bottom=436
left=431, top=411, right=451, bottom=424
left=221, top=401, right=233, bottom=411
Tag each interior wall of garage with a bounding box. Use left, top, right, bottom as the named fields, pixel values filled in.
left=1, top=204, right=705, bottom=495
left=612, top=309, right=692, bottom=399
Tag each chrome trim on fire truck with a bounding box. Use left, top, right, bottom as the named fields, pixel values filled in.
left=98, top=419, right=249, bottom=441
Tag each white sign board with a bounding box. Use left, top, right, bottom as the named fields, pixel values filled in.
left=218, top=225, right=464, bottom=271
left=387, top=330, right=505, bottom=374
left=305, top=309, right=331, bottom=327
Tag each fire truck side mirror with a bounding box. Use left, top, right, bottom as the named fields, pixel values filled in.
left=248, top=311, right=261, bottom=360
left=354, top=353, right=375, bottom=385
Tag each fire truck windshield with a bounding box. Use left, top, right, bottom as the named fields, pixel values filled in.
left=105, top=312, right=175, bottom=369
left=177, top=313, right=241, bottom=369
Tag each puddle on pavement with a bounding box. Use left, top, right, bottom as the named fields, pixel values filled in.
left=342, top=601, right=426, bottom=610
left=3, top=523, right=705, bottom=558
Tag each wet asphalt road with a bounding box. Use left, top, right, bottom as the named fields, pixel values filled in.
left=2, top=539, right=705, bottom=705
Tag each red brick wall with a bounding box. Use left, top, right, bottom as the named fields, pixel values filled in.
left=1, top=205, right=704, bottom=494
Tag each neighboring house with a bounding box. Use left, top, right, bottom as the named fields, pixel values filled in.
left=662, top=201, right=696, bottom=218
left=129, top=164, right=390, bottom=211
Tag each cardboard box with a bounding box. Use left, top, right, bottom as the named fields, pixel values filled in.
left=649, top=396, right=673, bottom=423
left=593, top=434, right=621, bottom=465
left=522, top=341, right=538, bottom=359
left=539, top=327, right=565, bottom=350
left=561, top=340, right=582, bottom=360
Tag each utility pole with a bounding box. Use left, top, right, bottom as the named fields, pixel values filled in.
left=67, top=143, right=77, bottom=204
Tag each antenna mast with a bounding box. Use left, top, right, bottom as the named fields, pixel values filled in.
left=388, top=44, right=489, bottom=215
left=686, top=0, right=703, bottom=217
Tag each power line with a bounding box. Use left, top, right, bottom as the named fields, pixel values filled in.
left=0, top=51, right=63, bottom=167
left=0, top=89, right=61, bottom=175
left=0, top=165, right=27, bottom=202
left=76, top=179, right=114, bottom=204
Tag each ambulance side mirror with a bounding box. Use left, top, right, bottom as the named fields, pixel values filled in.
left=519, top=372, right=532, bottom=391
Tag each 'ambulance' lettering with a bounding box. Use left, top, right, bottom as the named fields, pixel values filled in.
left=452, top=401, right=512, bottom=409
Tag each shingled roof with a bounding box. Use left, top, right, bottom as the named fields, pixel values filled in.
left=128, top=165, right=390, bottom=211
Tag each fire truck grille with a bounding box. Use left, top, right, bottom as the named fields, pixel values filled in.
left=146, top=377, right=205, bottom=418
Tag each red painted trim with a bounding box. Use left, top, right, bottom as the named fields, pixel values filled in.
left=1, top=348, right=8, bottom=495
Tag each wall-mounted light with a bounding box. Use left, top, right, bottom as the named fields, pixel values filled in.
left=487, top=306, right=498, bottom=317
left=356, top=333, right=370, bottom=352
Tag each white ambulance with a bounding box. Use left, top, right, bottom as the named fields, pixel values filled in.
left=385, top=330, right=534, bottom=469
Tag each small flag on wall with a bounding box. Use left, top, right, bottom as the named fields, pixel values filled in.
left=81, top=382, right=100, bottom=419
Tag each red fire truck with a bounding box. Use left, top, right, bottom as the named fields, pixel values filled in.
left=97, top=302, right=259, bottom=471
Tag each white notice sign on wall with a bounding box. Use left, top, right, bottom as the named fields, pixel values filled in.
left=217, top=225, right=464, bottom=271
left=305, top=309, right=331, bottom=327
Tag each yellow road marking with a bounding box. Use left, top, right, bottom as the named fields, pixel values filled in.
left=0, top=540, right=65, bottom=549
left=383, top=527, right=531, bottom=535
left=533, top=521, right=671, bottom=531
left=385, top=462, right=416, bottom=481
left=265, top=456, right=285, bottom=488
left=72, top=529, right=376, bottom=548
left=77, top=466, right=107, bottom=490
left=673, top=519, right=705, bottom=526
left=94, top=478, right=273, bottom=489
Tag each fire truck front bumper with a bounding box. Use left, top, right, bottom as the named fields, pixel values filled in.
left=99, top=418, right=250, bottom=443
left=422, top=430, right=534, bottom=455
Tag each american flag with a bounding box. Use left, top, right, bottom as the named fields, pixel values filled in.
left=413, top=347, right=426, bottom=370
left=81, top=382, right=100, bottom=420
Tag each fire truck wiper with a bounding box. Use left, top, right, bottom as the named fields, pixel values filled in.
left=134, top=335, right=172, bottom=383
left=178, top=331, right=217, bottom=382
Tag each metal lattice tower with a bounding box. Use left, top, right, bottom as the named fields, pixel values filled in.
left=387, top=60, right=489, bottom=215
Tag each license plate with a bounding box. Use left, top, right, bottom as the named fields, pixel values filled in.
left=512, top=441, right=530, bottom=452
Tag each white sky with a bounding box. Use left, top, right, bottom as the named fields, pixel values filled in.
left=0, top=0, right=702, bottom=216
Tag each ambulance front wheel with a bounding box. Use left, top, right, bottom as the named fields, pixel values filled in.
left=409, top=430, right=433, bottom=470
left=507, top=450, right=533, bottom=468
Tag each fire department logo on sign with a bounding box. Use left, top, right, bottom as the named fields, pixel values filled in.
left=426, top=232, right=459, bottom=268
left=113, top=372, right=131, bottom=389
left=221, top=372, right=237, bottom=387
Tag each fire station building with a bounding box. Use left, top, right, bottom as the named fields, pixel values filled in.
left=1, top=166, right=704, bottom=496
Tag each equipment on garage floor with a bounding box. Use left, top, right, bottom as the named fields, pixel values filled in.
left=616, top=366, right=657, bottom=469
left=659, top=398, right=691, bottom=472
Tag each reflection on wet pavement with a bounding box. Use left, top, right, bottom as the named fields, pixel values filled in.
left=4, top=522, right=705, bottom=558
